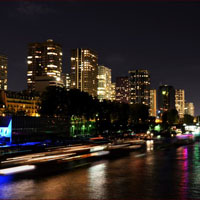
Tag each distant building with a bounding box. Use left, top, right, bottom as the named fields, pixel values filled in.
left=150, top=89, right=157, bottom=117
left=0, top=90, right=40, bottom=117
left=175, top=89, right=185, bottom=118
left=62, top=73, right=71, bottom=91
left=128, top=69, right=150, bottom=106
left=0, top=54, right=8, bottom=90
left=110, top=83, right=116, bottom=102
left=27, top=39, right=63, bottom=93
left=185, top=102, right=195, bottom=117
left=97, top=65, right=112, bottom=101
left=158, top=85, right=175, bottom=114
left=115, top=76, right=130, bottom=104
left=70, top=48, right=98, bottom=97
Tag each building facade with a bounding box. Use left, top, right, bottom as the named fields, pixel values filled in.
left=0, top=54, right=8, bottom=90
left=175, top=89, right=185, bottom=118
left=128, top=69, right=150, bottom=106
left=70, top=48, right=98, bottom=97
left=0, top=90, right=40, bottom=117
left=97, top=65, right=112, bottom=101
left=158, top=85, right=175, bottom=114
left=62, top=73, right=71, bottom=91
left=27, top=39, right=63, bottom=92
left=150, top=89, right=157, bottom=117
left=185, top=102, right=195, bottom=117
left=110, top=83, right=116, bottom=102
left=115, top=77, right=130, bottom=104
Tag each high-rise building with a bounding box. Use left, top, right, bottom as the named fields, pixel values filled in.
left=150, top=89, right=157, bottom=117
left=158, top=85, right=175, bottom=114
left=0, top=54, right=8, bottom=90
left=97, top=65, right=112, bottom=101
left=27, top=39, right=63, bottom=92
left=175, top=89, right=185, bottom=118
left=70, top=48, right=98, bottom=97
left=62, top=73, right=71, bottom=91
left=185, top=102, right=195, bottom=117
left=128, top=69, right=150, bottom=106
left=110, top=83, right=116, bottom=102
left=115, top=77, right=130, bottom=104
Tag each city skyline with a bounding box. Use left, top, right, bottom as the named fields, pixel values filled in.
left=0, top=2, right=200, bottom=113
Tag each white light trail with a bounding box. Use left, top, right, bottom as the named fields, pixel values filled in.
left=0, top=165, right=35, bottom=175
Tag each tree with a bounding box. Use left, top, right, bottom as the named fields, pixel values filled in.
left=129, top=104, right=149, bottom=124
left=167, top=109, right=179, bottom=125
left=39, top=86, right=68, bottom=117
left=183, top=114, right=194, bottom=124
left=161, top=109, right=179, bottom=125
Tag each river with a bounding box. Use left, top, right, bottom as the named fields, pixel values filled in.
left=0, top=141, right=200, bottom=199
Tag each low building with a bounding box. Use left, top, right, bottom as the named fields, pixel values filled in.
left=34, top=75, right=63, bottom=93
left=0, top=90, right=40, bottom=117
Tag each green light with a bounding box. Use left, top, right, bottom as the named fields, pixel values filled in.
left=154, top=124, right=161, bottom=132
left=81, top=125, right=86, bottom=130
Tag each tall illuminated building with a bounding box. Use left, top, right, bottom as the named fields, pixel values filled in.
left=27, top=39, right=63, bottom=92
left=110, top=83, right=116, bottom=102
left=128, top=69, right=150, bottom=106
left=150, top=89, right=157, bottom=117
left=175, top=89, right=185, bottom=118
left=115, top=76, right=130, bottom=104
left=62, top=73, right=71, bottom=91
left=158, top=85, right=175, bottom=113
left=0, top=54, right=8, bottom=90
left=185, top=102, right=195, bottom=117
left=97, top=65, right=112, bottom=101
left=70, top=48, right=98, bottom=97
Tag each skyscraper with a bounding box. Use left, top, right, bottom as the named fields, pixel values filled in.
left=27, top=39, right=63, bottom=92
left=158, top=85, right=175, bottom=113
left=97, top=65, right=112, bottom=101
left=0, top=54, right=8, bottom=91
left=175, top=89, right=185, bottom=118
left=62, top=73, right=71, bottom=91
left=185, top=102, right=195, bottom=117
left=110, top=83, right=116, bottom=102
left=150, top=89, right=157, bottom=117
left=115, top=76, right=130, bottom=104
left=70, top=48, right=98, bottom=97
left=128, top=69, right=150, bottom=106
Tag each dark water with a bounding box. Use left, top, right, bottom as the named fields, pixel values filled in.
left=1, top=141, right=200, bottom=199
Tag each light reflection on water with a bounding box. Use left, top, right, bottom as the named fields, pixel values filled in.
left=1, top=142, right=200, bottom=199
left=146, top=140, right=154, bottom=152
left=88, top=161, right=108, bottom=199
left=0, top=178, right=35, bottom=199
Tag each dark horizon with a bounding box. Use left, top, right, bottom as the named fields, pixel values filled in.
left=0, top=1, right=200, bottom=114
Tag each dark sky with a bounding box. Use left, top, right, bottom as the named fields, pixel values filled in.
left=0, top=1, right=200, bottom=114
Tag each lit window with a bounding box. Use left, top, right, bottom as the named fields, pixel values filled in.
left=27, top=61, right=32, bottom=64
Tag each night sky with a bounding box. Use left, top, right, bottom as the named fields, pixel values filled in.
left=0, top=1, right=200, bottom=114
